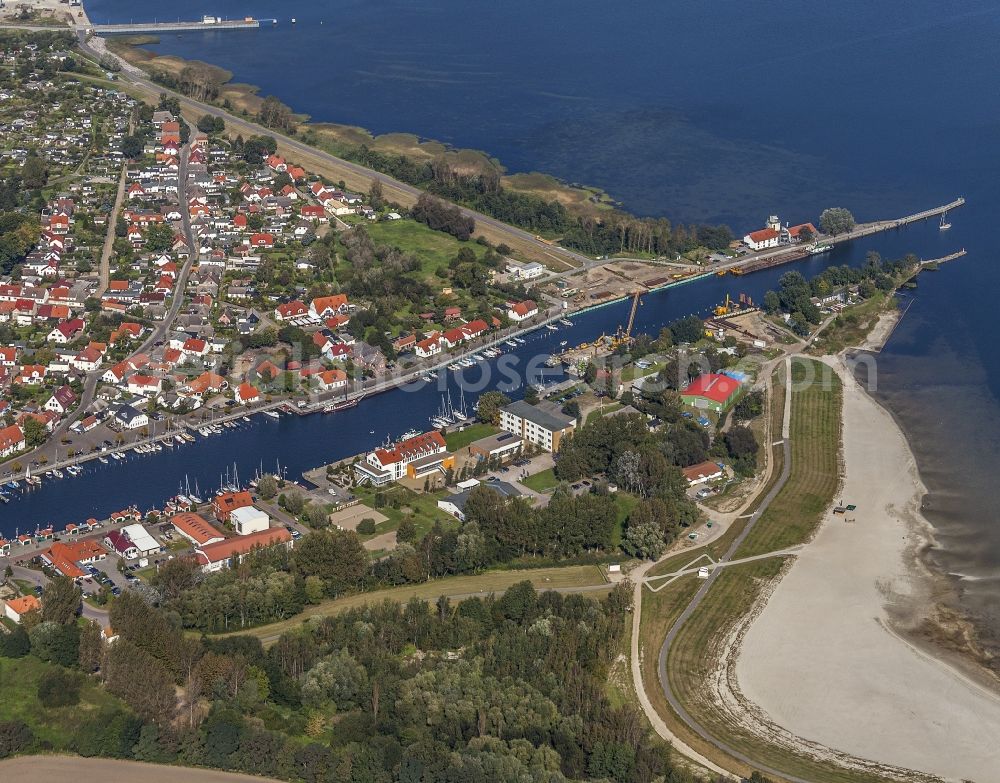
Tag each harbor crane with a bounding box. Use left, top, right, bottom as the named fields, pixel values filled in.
left=612, top=290, right=643, bottom=346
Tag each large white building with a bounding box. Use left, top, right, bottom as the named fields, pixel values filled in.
left=499, top=400, right=576, bottom=452
left=353, top=431, right=454, bottom=486
left=231, top=506, right=270, bottom=535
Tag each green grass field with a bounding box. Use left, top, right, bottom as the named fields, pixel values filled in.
left=443, top=423, right=497, bottom=451
left=352, top=484, right=456, bottom=541
left=365, top=219, right=486, bottom=281
left=220, top=565, right=609, bottom=645
left=735, top=358, right=842, bottom=558
left=521, top=467, right=559, bottom=492
left=0, top=656, right=127, bottom=749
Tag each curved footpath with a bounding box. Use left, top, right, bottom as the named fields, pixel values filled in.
left=628, top=359, right=789, bottom=780
left=0, top=756, right=285, bottom=783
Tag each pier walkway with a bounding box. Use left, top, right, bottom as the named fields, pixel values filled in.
left=90, top=19, right=259, bottom=35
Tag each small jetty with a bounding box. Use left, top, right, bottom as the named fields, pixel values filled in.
left=920, top=249, right=967, bottom=268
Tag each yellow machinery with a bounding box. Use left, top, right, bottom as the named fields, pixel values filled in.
left=612, top=291, right=643, bottom=347
left=714, top=293, right=733, bottom=317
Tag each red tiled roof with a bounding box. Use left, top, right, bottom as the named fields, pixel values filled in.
left=6, top=594, right=40, bottom=616
left=746, top=228, right=780, bottom=243
left=195, top=527, right=291, bottom=565
left=171, top=512, right=224, bottom=546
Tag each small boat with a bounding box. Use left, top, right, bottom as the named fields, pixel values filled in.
left=264, top=410, right=281, bottom=419
left=4, top=481, right=18, bottom=490
left=545, top=323, right=558, bottom=331
left=514, top=337, right=526, bottom=345
left=51, top=469, right=64, bottom=478
left=182, top=433, right=195, bottom=442
left=559, top=318, right=572, bottom=327
left=401, top=428, right=422, bottom=440
left=809, top=244, right=832, bottom=254
left=242, top=416, right=251, bottom=423
left=559, top=340, right=568, bottom=347
left=174, top=434, right=186, bottom=444
left=447, top=363, right=460, bottom=371
left=331, top=398, right=359, bottom=412
left=98, top=456, right=109, bottom=464
left=428, top=371, right=438, bottom=379
left=939, top=212, right=951, bottom=230
left=505, top=339, right=518, bottom=348
left=421, top=374, right=434, bottom=383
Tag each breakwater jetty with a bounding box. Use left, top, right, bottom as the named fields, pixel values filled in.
left=90, top=18, right=262, bottom=35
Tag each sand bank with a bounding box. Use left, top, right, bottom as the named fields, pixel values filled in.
left=732, top=356, right=1000, bottom=782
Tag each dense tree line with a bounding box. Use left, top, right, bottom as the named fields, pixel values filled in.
left=4, top=577, right=731, bottom=783
left=762, top=253, right=918, bottom=335
left=411, top=193, right=475, bottom=241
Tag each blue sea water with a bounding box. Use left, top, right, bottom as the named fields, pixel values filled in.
left=11, top=0, right=1000, bottom=642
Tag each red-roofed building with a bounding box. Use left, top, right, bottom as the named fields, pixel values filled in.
left=249, top=232, right=275, bottom=248
left=234, top=382, right=260, bottom=405
left=680, top=373, right=743, bottom=412
left=212, top=490, right=254, bottom=523
left=315, top=368, right=348, bottom=391
left=181, top=337, right=208, bottom=357
left=355, top=431, right=453, bottom=486
left=39, top=539, right=107, bottom=579
left=0, top=424, right=25, bottom=458
left=171, top=512, right=225, bottom=547
left=743, top=227, right=780, bottom=251
left=415, top=333, right=442, bottom=358
left=194, top=526, right=293, bottom=573
left=786, top=222, right=818, bottom=242
left=274, top=300, right=308, bottom=321
left=682, top=460, right=726, bottom=485
left=506, top=300, right=538, bottom=322
left=4, top=594, right=40, bottom=623
left=47, top=317, right=85, bottom=344
left=310, top=294, right=348, bottom=319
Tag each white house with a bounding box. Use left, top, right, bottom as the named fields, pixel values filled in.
left=230, top=505, right=270, bottom=535
left=743, top=227, right=780, bottom=251
left=506, top=300, right=538, bottom=322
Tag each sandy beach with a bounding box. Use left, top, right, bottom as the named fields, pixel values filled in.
left=731, top=356, right=1000, bottom=782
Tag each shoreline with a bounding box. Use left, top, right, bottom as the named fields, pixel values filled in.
left=728, top=354, right=1000, bottom=782
left=102, top=36, right=622, bottom=223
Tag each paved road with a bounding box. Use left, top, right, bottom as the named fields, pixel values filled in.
left=643, top=545, right=802, bottom=590
left=97, top=162, right=127, bottom=295
left=5, top=561, right=109, bottom=624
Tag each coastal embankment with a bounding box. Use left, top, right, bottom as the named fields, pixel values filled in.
left=729, top=355, right=1000, bottom=782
